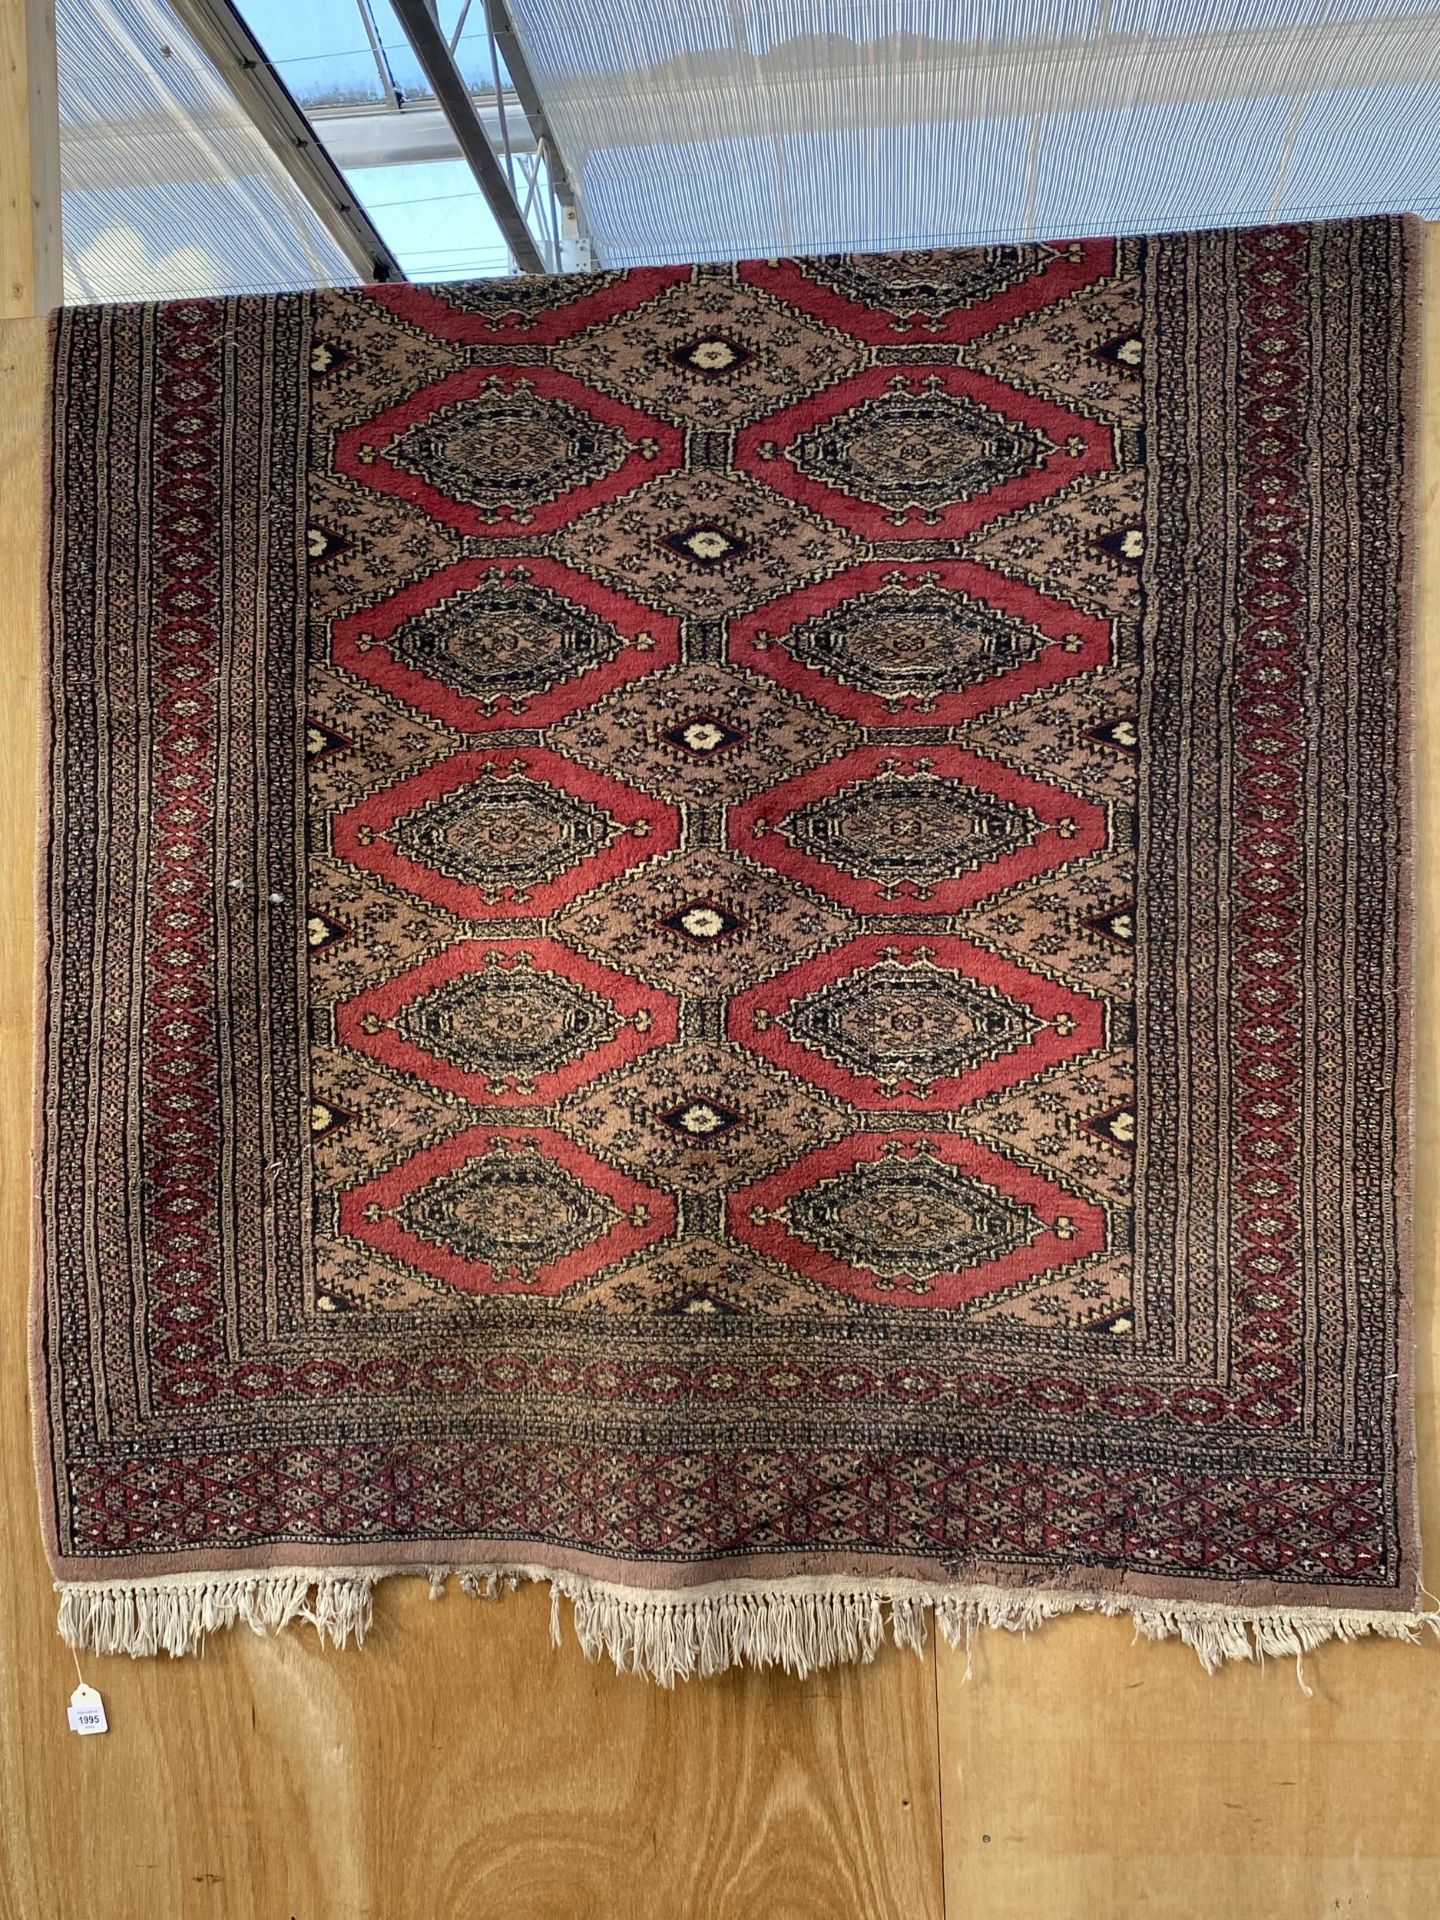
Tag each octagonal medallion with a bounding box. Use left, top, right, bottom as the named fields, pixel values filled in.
left=331, top=556, right=681, bottom=731
left=732, top=934, right=1105, bottom=1107
left=336, top=938, right=678, bottom=1105
left=334, top=364, right=682, bottom=537
left=732, top=1132, right=1105, bottom=1309
left=332, top=747, right=677, bottom=919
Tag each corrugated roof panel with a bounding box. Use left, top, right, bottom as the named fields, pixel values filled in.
left=58, top=0, right=357, bottom=301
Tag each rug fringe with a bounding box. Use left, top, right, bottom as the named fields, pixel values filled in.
left=54, top=1567, right=1440, bottom=1681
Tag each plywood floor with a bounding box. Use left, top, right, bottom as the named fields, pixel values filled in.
left=1, top=233, right=1438, bottom=1918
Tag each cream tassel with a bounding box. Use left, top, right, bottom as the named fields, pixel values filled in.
left=55, top=1566, right=1440, bottom=1683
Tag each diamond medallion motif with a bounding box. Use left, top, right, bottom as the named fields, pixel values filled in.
left=557, top=468, right=857, bottom=617
left=552, top=848, right=852, bottom=996
left=733, top=1133, right=1107, bottom=1309
left=334, top=939, right=676, bottom=1105
left=767, top=581, right=1047, bottom=709
left=385, top=382, right=629, bottom=516
left=549, top=661, right=858, bottom=802
left=398, top=965, right=618, bottom=1084
left=733, top=746, right=1107, bottom=914
left=398, top=1140, right=619, bottom=1274
left=787, top=384, right=1054, bottom=520
left=418, top=270, right=630, bottom=327
left=734, top=934, right=1106, bottom=1108
left=389, top=772, right=619, bottom=900
left=339, top=1126, right=673, bottom=1296
left=737, top=365, right=1111, bottom=540
left=333, top=365, right=681, bottom=537
left=385, top=573, right=625, bottom=712
left=778, top=1142, right=1043, bottom=1286
left=330, top=556, right=679, bottom=731
left=360, top=266, right=679, bottom=344
left=332, top=749, right=677, bottom=919
left=780, top=956, right=1042, bottom=1093
left=741, top=243, right=1098, bottom=348
left=731, top=560, right=1111, bottom=725
left=559, top=1041, right=846, bottom=1192
left=796, top=246, right=1061, bottom=323
left=776, top=767, right=1038, bottom=897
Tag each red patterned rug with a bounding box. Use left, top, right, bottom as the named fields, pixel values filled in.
left=36, top=218, right=1429, bottom=1675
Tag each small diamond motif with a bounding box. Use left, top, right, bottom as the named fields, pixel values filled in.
left=662, top=522, right=748, bottom=566
left=675, top=336, right=750, bottom=374
left=558, top=468, right=857, bottom=617
left=662, top=900, right=741, bottom=943
left=662, top=1099, right=742, bottom=1138
left=666, top=716, right=741, bottom=756
left=549, top=661, right=858, bottom=804
left=559, top=1042, right=845, bottom=1191
left=553, top=848, right=851, bottom=996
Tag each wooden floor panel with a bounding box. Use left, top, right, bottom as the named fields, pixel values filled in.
left=3, top=1583, right=944, bottom=1920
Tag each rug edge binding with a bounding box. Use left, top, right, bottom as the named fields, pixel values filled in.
left=53, top=1567, right=1440, bottom=1684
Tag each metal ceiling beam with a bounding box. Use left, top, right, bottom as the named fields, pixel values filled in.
left=485, top=0, right=578, bottom=215
left=164, top=0, right=404, bottom=283
left=388, top=0, right=547, bottom=273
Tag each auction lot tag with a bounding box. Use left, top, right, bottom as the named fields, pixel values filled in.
left=67, top=1684, right=107, bottom=1735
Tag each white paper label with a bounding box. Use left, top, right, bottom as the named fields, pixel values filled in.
left=66, top=1683, right=107, bottom=1735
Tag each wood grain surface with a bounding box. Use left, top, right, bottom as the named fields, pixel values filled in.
left=0, top=231, right=1437, bottom=1918
left=0, top=0, right=60, bottom=318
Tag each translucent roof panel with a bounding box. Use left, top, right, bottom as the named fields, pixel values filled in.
left=63, top=0, right=1434, bottom=303
left=503, top=0, right=1440, bottom=264
left=57, top=0, right=358, bottom=302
